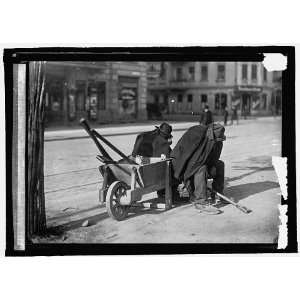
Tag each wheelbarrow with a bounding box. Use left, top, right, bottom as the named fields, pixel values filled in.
left=80, top=119, right=173, bottom=221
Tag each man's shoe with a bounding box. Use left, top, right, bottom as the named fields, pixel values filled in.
left=197, top=204, right=222, bottom=215
left=193, top=199, right=222, bottom=214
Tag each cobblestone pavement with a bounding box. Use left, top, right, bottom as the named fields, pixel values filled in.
left=43, top=117, right=282, bottom=243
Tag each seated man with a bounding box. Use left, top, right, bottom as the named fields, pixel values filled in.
left=171, top=123, right=226, bottom=211
left=132, top=122, right=181, bottom=200
left=132, top=122, right=173, bottom=158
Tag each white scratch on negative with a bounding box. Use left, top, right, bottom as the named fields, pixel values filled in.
left=272, top=156, right=288, bottom=249
left=263, top=53, right=287, bottom=71
left=277, top=204, right=288, bottom=249
left=272, top=156, right=287, bottom=200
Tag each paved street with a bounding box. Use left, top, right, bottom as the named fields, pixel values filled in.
left=43, top=117, right=282, bottom=243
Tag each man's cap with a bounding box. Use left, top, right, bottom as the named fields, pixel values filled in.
left=207, top=123, right=226, bottom=141
left=213, top=123, right=226, bottom=141
left=155, top=122, right=173, bottom=138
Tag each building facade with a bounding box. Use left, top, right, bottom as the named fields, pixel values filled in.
left=44, top=62, right=148, bottom=126
left=147, top=62, right=282, bottom=116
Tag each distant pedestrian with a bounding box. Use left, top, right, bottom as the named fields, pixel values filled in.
left=199, top=105, right=213, bottom=126
left=223, top=106, right=229, bottom=126
left=271, top=103, right=276, bottom=118
left=230, top=105, right=238, bottom=125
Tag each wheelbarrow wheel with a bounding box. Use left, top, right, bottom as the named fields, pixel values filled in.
left=106, top=181, right=129, bottom=221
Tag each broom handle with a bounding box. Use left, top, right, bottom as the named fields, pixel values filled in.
left=208, top=187, right=251, bottom=214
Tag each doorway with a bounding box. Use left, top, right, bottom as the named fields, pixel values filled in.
left=241, top=93, right=251, bottom=117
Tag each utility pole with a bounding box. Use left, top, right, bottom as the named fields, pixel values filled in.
left=27, top=61, right=47, bottom=237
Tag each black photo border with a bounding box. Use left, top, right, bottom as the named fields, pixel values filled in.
left=4, top=46, right=297, bottom=256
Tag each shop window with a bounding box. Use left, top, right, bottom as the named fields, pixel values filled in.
left=75, top=81, right=86, bottom=111
left=217, top=64, right=225, bottom=81
left=47, top=80, right=63, bottom=112
left=118, top=76, right=138, bottom=116
left=187, top=94, right=193, bottom=110
left=242, top=64, right=248, bottom=80
left=263, top=67, right=267, bottom=81
left=252, top=96, right=260, bottom=110
left=97, top=82, right=106, bottom=110
left=188, top=66, right=195, bottom=81
left=87, top=82, right=100, bottom=120
left=201, top=65, right=208, bottom=81
left=251, top=64, right=257, bottom=81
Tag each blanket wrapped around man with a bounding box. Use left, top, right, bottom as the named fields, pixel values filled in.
left=171, top=123, right=226, bottom=184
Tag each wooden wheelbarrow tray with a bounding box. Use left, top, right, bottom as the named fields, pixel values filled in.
left=80, top=118, right=173, bottom=221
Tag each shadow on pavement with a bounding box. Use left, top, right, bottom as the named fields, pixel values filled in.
left=227, top=155, right=274, bottom=183
left=225, top=181, right=279, bottom=201
left=215, top=180, right=280, bottom=210
left=49, top=211, right=109, bottom=233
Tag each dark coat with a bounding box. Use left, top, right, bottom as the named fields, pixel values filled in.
left=199, top=110, right=213, bottom=125
left=171, top=124, right=224, bottom=182
left=132, top=129, right=171, bottom=157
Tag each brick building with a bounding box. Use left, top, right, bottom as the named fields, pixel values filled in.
left=147, top=62, right=282, bottom=116
left=44, top=62, right=148, bottom=126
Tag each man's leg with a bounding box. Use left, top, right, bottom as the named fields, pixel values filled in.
left=193, top=165, right=208, bottom=204
left=209, top=160, right=225, bottom=201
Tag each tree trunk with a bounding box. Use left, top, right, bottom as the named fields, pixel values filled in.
left=27, top=61, right=47, bottom=238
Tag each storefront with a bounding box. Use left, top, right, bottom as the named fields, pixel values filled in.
left=44, top=62, right=147, bottom=126
left=234, top=86, right=262, bottom=116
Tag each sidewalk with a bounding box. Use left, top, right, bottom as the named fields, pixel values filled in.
left=44, top=116, right=277, bottom=142
left=45, top=121, right=198, bottom=142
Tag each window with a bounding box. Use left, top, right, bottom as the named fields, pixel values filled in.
left=215, top=94, right=220, bottom=110
left=273, top=71, right=281, bottom=82
left=251, top=64, right=257, bottom=81
left=217, top=64, right=225, bottom=81
left=188, top=66, right=195, bottom=81
left=177, top=94, right=183, bottom=102
left=163, top=94, right=168, bottom=105
left=160, top=62, right=166, bottom=78
left=201, top=94, right=208, bottom=103
left=221, top=94, right=227, bottom=109
left=97, top=82, right=106, bottom=110
left=154, top=94, right=159, bottom=104
left=261, top=94, right=267, bottom=110
left=176, top=67, right=182, bottom=81
left=215, top=93, right=227, bottom=110
left=177, top=94, right=183, bottom=111
left=163, top=94, right=169, bottom=113
left=201, top=65, right=208, bottom=81
left=242, top=64, right=248, bottom=80
left=263, top=67, right=267, bottom=81
left=187, top=94, right=193, bottom=110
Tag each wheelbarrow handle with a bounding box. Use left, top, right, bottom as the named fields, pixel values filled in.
left=92, top=129, right=137, bottom=165
left=80, top=118, right=113, bottom=161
